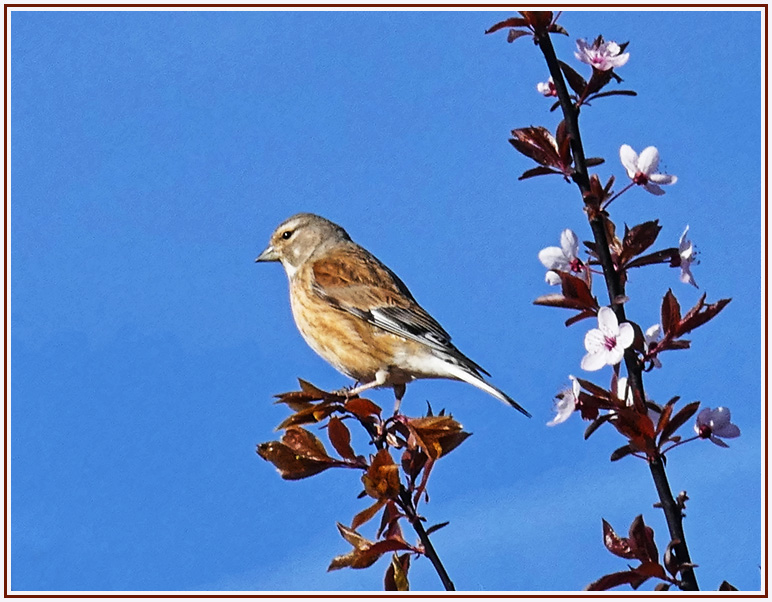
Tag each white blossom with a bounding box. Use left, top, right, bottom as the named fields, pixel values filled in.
left=548, top=376, right=580, bottom=426
left=619, top=145, right=677, bottom=196
left=575, top=38, right=630, bottom=71
left=581, top=307, right=634, bottom=371
left=678, top=226, right=699, bottom=288
left=695, top=407, right=741, bottom=448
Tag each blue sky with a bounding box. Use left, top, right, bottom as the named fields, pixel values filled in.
left=9, top=8, right=763, bottom=592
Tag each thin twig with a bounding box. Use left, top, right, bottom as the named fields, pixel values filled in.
left=535, top=28, right=699, bottom=591
left=398, top=487, right=456, bottom=591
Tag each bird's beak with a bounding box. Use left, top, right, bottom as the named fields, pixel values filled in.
left=255, top=245, right=279, bottom=262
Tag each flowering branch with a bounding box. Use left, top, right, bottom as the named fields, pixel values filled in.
left=532, top=22, right=700, bottom=592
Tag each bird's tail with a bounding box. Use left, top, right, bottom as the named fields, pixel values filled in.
left=443, top=362, right=531, bottom=418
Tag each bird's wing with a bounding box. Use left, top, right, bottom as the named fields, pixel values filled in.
left=310, top=245, right=490, bottom=376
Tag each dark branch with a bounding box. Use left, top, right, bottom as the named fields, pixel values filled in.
left=534, top=28, right=699, bottom=592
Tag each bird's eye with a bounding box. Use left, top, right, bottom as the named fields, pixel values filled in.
left=281, top=230, right=293, bottom=240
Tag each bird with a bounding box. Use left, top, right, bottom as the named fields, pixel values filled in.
left=256, top=212, right=530, bottom=417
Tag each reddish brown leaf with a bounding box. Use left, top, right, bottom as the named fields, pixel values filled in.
left=628, top=515, right=658, bottom=563
left=585, top=68, right=614, bottom=97
left=298, top=378, right=333, bottom=399
left=584, top=413, right=613, bottom=440
left=351, top=499, right=386, bottom=531
left=327, top=416, right=357, bottom=461
left=519, top=166, right=561, bottom=180
left=719, top=580, right=739, bottom=591
left=378, top=500, right=404, bottom=541
left=635, top=560, right=667, bottom=581
left=661, top=289, right=681, bottom=337
left=344, top=397, right=382, bottom=419
left=282, top=426, right=330, bottom=461
left=256, top=441, right=334, bottom=480
left=619, top=220, right=661, bottom=265
left=336, top=522, right=370, bottom=549
left=676, top=296, right=731, bottom=337
left=484, top=17, right=528, bottom=34
left=559, top=60, right=587, bottom=96
left=585, top=157, right=605, bottom=167
left=507, top=29, right=531, bottom=43
left=425, top=521, right=450, bottom=536
left=610, top=444, right=635, bottom=462
left=556, top=120, right=571, bottom=164
left=533, top=293, right=592, bottom=311
left=277, top=400, right=340, bottom=429
left=329, top=524, right=412, bottom=571
left=663, top=538, right=681, bottom=577
left=401, top=447, right=428, bottom=483
left=626, top=248, right=680, bottom=269
left=509, top=126, right=564, bottom=172
left=574, top=377, right=614, bottom=400
left=586, top=570, right=649, bottom=591
left=565, top=309, right=597, bottom=327
left=559, top=272, right=598, bottom=309
left=602, top=519, right=635, bottom=559
left=587, top=89, right=638, bottom=101
left=329, top=538, right=412, bottom=571
left=655, top=400, right=674, bottom=437
left=384, top=553, right=410, bottom=591
left=662, top=339, right=691, bottom=351
left=406, top=415, right=471, bottom=460
left=362, top=449, right=401, bottom=500
left=549, top=22, right=569, bottom=36
left=658, top=400, right=700, bottom=445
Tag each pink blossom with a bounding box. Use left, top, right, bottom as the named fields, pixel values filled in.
left=644, top=324, right=662, bottom=368
left=538, top=229, right=588, bottom=285
left=548, top=376, right=580, bottom=426
left=678, top=226, right=699, bottom=288
left=619, top=145, right=678, bottom=195
left=575, top=38, right=630, bottom=71
left=581, top=307, right=634, bottom=371
left=694, top=407, right=741, bottom=448
left=536, top=77, right=557, bottom=97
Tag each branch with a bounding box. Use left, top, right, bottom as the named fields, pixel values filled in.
left=398, top=486, right=455, bottom=591
left=534, top=29, right=699, bottom=592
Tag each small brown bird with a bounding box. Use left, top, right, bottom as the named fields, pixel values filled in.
left=256, top=213, right=529, bottom=417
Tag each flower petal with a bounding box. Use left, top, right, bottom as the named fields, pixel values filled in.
left=607, top=52, right=630, bottom=68
left=679, top=225, right=690, bottom=245
left=545, top=270, right=562, bottom=285
left=695, top=408, right=711, bottom=430
left=583, top=328, right=606, bottom=353
left=649, top=173, right=677, bottom=185
left=680, top=266, right=698, bottom=288
left=637, top=146, right=661, bottom=175
left=709, top=435, right=730, bottom=448
left=619, top=144, right=639, bottom=179
left=581, top=350, right=608, bottom=371
left=538, top=246, right=569, bottom=270
left=616, top=322, right=635, bottom=350
left=606, top=344, right=625, bottom=366
left=643, top=182, right=666, bottom=195
left=560, top=229, right=579, bottom=260
left=645, top=324, right=661, bottom=343
left=709, top=406, right=732, bottom=428
left=714, top=423, right=741, bottom=439
left=597, top=307, right=619, bottom=337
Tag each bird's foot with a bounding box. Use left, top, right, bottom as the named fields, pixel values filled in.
left=333, top=383, right=359, bottom=399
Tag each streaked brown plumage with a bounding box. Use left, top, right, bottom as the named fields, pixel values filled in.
left=256, top=213, right=529, bottom=417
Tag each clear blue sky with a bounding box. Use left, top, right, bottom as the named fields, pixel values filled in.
left=9, top=9, right=763, bottom=592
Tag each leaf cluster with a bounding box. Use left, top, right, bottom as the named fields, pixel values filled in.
left=256, top=380, right=470, bottom=590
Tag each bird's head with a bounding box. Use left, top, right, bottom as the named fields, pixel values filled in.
left=256, top=213, right=351, bottom=277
